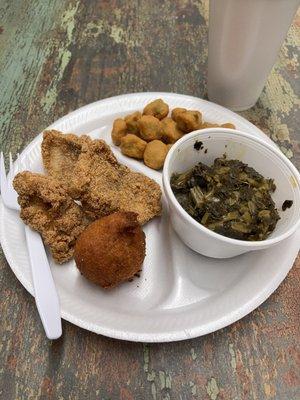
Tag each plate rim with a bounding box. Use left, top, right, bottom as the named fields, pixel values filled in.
left=1, top=91, right=299, bottom=342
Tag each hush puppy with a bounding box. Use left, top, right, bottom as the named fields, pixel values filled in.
left=111, top=118, right=127, bottom=145
left=124, top=111, right=142, bottom=135
left=172, top=108, right=202, bottom=132
left=74, top=212, right=145, bottom=289
left=143, top=140, right=168, bottom=170
left=120, top=134, right=147, bottom=159
left=143, top=99, right=169, bottom=120
left=138, top=115, right=163, bottom=142
left=161, top=117, right=184, bottom=144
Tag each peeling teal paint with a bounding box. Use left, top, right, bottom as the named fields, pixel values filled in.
left=41, top=1, right=79, bottom=113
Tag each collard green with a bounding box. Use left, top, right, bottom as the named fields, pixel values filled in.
left=171, top=158, right=280, bottom=241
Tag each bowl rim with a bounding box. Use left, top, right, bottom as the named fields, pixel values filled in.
left=162, top=128, right=300, bottom=248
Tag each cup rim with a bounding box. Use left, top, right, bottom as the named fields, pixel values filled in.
left=162, top=128, right=300, bottom=248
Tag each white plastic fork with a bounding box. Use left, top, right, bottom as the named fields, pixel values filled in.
left=0, top=152, right=62, bottom=339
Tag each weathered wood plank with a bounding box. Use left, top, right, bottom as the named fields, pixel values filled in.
left=0, top=1, right=299, bottom=399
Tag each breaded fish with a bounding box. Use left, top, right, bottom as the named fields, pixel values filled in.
left=41, top=130, right=92, bottom=198
left=41, top=130, right=162, bottom=224
left=13, top=171, right=88, bottom=263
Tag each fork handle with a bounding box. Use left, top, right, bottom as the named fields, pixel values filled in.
left=25, top=226, right=62, bottom=339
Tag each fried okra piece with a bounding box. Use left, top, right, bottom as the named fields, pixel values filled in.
left=138, top=115, right=163, bottom=142
left=166, top=144, right=173, bottom=152
left=171, top=108, right=186, bottom=121
left=111, top=118, right=127, bottom=145
left=120, top=134, right=147, bottom=159
left=143, top=140, right=168, bottom=170
left=172, top=108, right=202, bottom=132
left=143, top=99, right=169, bottom=120
left=201, top=122, right=220, bottom=129
left=124, top=111, right=142, bottom=135
left=221, top=123, right=236, bottom=129
left=161, top=117, right=184, bottom=144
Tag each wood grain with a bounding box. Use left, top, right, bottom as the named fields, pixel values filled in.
left=0, top=1, right=299, bottom=399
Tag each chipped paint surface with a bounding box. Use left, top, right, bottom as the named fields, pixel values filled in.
left=0, top=1, right=299, bottom=399
left=41, top=1, right=80, bottom=112
left=207, top=378, right=220, bottom=400
left=190, top=348, right=197, bottom=360
left=143, top=344, right=150, bottom=372
left=229, top=343, right=237, bottom=372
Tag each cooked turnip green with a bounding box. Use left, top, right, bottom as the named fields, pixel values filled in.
left=171, top=158, right=280, bottom=241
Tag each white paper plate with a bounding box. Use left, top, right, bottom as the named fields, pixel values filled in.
left=1, top=92, right=299, bottom=342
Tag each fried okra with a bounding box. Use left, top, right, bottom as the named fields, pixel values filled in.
left=110, top=99, right=235, bottom=170
left=221, top=123, right=236, bottom=129
left=201, top=122, right=236, bottom=130
left=161, top=117, right=184, bottom=144
left=120, top=134, right=147, bottom=159
left=124, top=111, right=142, bottom=135
left=172, top=108, right=202, bottom=132
left=171, top=108, right=186, bottom=121
left=201, top=122, right=220, bottom=129
left=143, top=140, right=168, bottom=170
left=111, top=118, right=127, bottom=145
left=138, top=115, right=163, bottom=142
left=143, top=99, right=169, bottom=120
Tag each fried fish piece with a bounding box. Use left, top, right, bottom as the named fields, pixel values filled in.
left=74, top=140, right=162, bottom=224
left=13, top=171, right=88, bottom=264
left=41, top=130, right=92, bottom=198
left=42, top=130, right=161, bottom=224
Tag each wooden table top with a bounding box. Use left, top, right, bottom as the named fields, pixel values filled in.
left=0, top=1, right=299, bottom=399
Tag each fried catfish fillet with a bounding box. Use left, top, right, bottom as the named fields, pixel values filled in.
left=13, top=171, right=88, bottom=263
left=71, top=139, right=161, bottom=224
left=41, top=130, right=162, bottom=224
left=41, top=130, right=92, bottom=198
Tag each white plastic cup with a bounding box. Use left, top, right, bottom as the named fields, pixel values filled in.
left=207, top=0, right=300, bottom=111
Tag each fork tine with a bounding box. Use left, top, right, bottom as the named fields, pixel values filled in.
left=8, top=152, right=14, bottom=183
left=9, top=152, right=13, bottom=174
left=0, top=151, right=8, bottom=194
left=14, top=153, right=21, bottom=175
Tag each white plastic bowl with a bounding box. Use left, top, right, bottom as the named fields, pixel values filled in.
left=163, top=128, right=300, bottom=258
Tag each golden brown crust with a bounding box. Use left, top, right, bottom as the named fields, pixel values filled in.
left=13, top=171, right=88, bottom=263
left=172, top=109, right=202, bottom=132
left=74, top=212, right=145, bottom=289
left=138, top=115, right=163, bottom=142
left=111, top=118, right=128, bottom=145
left=42, top=130, right=161, bottom=224
left=124, top=111, right=142, bottom=135
left=76, top=140, right=161, bottom=224
left=41, top=130, right=92, bottom=198
left=200, top=122, right=220, bottom=129
left=143, top=99, right=169, bottom=120
left=221, top=123, right=236, bottom=129
left=161, top=117, right=184, bottom=144
left=171, top=107, right=186, bottom=121
left=143, top=140, right=168, bottom=170
left=120, top=134, right=147, bottom=159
